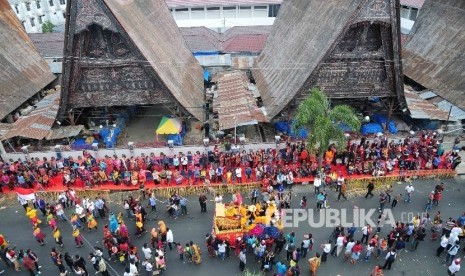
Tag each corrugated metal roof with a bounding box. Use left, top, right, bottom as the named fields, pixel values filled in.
left=419, top=91, right=437, bottom=100
left=213, top=71, right=266, bottom=130
left=5, top=91, right=60, bottom=140
left=0, top=0, right=56, bottom=120
left=165, top=0, right=282, bottom=8
left=404, top=91, right=451, bottom=121
left=47, top=125, right=84, bottom=140
left=437, top=100, right=465, bottom=121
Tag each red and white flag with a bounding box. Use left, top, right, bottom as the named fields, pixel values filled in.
left=16, top=188, right=36, bottom=201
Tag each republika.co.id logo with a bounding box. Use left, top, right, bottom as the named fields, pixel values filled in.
left=280, top=208, right=398, bottom=228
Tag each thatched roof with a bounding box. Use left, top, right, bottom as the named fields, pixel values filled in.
left=403, top=0, right=465, bottom=111
left=0, top=0, right=55, bottom=120
left=61, top=0, right=205, bottom=120
left=253, top=0, right=404, bottom=121
left=252, top=0, right=364, bottom=120
left=103, top=0, right=205, bottom=120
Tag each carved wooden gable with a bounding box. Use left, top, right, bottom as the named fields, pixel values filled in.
left=61, top=0, right=172, bottom=110
left=298, top=0, right=402, bottom=100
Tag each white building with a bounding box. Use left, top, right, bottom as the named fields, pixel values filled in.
left=166, top=0, right=281, bottom=30
left=399, top=0, right=425, bottom=34
left=8, top=0, right=66, bottom=33
left=9, top=0, right=280, bottom=33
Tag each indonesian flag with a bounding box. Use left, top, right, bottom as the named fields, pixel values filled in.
left=16, top=188, right=36, bottom=201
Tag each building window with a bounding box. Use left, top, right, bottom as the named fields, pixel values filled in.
left=400, top=5, right=419, bottom=21
left=49, top=0, right=54, bottom=7
left=268, top=4, right=280, bottom=17
left=63, top=12, right=66, bottom=18
left=238, top=6, right=251, bottom=18
left=254, top=5, right=268, bottom=17
left=409, top=8, right=419, bottom=20
left=174, top=8, right=189, bottom=20
left=38, top=15, right=43, bottom=24
left=26, top=2, right=31, bottom=11
left=30, top=17, right=35, bottom=27
left=36, top=1, right=41, bottom=9
left=223, top=6, right=236, bottom=18
left=191, top=7, right=205, bottom=20
left=21, top=21, right=26, bottom=29
left=14, top=4, right=19, bottom=13
left=59, top=0, right=65, bottom=5
left=206, top=7, right=220, bottom=19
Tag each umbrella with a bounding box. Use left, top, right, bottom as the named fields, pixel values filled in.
left=155, top=117, right=182, bottom=141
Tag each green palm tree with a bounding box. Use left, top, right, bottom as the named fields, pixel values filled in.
left=294, top=88, right=361, bottom=169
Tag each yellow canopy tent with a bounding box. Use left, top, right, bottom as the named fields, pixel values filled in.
left=155, top=117, right=182, bottom=141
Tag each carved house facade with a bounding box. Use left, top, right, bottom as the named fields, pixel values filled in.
left=60, top=0, right=205, bottom=121
left=253, top=0, right=405, bottom=121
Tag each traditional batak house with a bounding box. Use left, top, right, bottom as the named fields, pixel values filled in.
left=253, top=0, right=406, bottom=121
left=59, top=0, right=205, bottom=122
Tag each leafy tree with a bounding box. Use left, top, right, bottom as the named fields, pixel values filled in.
left=41, top=21, right=56, bottom=33
left=294, top=88, right=361, bottom=169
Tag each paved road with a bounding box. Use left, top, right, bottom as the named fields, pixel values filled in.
left=0, top=177, right=464, bottom=276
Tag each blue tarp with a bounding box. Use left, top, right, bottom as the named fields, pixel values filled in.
left=388, top=121, right=397, bottom=134
left=274, top=121, right=308, bottom=139
left=361, top=123, right=384, bottom=135
left=100, top=127, right=121, bottom=148
left=204, top=70, right=210, bottom=82
left=193, top=51, right=219, bottom=56
left=167, top=134, right=182, bottom=146
left=372, top=113, right=398, bottom=134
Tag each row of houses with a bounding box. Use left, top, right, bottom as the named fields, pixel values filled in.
left=10, top=0, right=423, bottom=33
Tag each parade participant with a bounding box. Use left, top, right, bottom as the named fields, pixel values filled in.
left=53, top=227, right=64, bottom=248
left=87, top=212, right=98, bottom=231
left=74, top=255, right=88, bottom=276
left=190, top=241, right=202, bottom=264
left=32, top=226, right=46, bottom=246
left=308, top=252, right=321, bottom=276
left=73, top=225, right=84, bottom=248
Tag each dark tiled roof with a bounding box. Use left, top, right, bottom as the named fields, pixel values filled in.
left=28, top=33, right=64, bottom=58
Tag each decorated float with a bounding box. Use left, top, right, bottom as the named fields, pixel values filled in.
left=212, top=202, right=283, bottom=247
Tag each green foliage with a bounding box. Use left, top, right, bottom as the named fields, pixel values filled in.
left=41, top=21, right=56, bottom=33
left=294, top=88, right=361, bottom=168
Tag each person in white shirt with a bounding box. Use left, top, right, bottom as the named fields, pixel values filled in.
left=336, top=176, right=344, bottom=192
left=75, top=204, right=86, bottom=223
left=166, top=228, right=174, bottom=250
left=313, top=176, right=322, bottom=195
left=218, top=241, right=227, bottom=260
left=448, top=258, right=461, bottom=275
left=321, top=241, right=331, bottom=262
left=404, top=184, right=414, bottom=203
left=235, top=167, right=242, bottom=183
left=437, top=235, right=449, bottom=257
left=333, top=234, right=345, bottom=257
left=446, top=241, right=460, bottom=265
left=345, top=240, right=355, bottom=260
left=143, top=259, right=153, bottom=273
left=129, top=261, right=138, bottom=275
left=214, top=194, right=223, bottom=203
left=142, top=243, right=152, bottom=260
left=451, top=225, right=462, bottom=237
